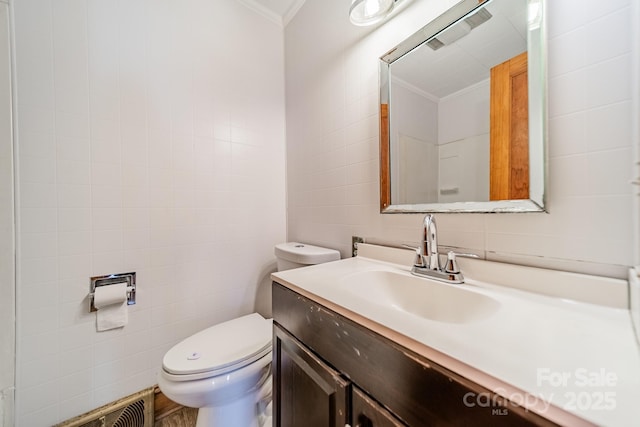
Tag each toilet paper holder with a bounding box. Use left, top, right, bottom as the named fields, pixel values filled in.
left=89, top=272, right=136, bottom=312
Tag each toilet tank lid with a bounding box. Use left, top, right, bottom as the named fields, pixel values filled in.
left=274, top=242, right=340, bottom=265
left=162, top=313, right=272, bottom=376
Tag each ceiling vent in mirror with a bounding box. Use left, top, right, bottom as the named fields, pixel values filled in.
left=350, top=0, right=397, bottom=26
left=426, top=8, right=492, bottom=50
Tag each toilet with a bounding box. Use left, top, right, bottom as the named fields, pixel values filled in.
left=157, top=242, right=340, bottom=427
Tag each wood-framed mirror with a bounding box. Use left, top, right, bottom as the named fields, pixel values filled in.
left=379, top=0, right=547, bottom=213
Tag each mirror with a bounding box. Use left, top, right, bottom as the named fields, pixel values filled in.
left=379, top=0, right=546, bottom=213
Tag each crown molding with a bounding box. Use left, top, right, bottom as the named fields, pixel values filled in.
left=235, top=0, right=283, bottom=27
left=391, top=76, right=439, bottom=103
left=283, top=0, right=307, bottom=26
left=235, top=0, right=308, bottom=28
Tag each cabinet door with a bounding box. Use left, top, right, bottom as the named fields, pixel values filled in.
left=352, top=387, right=406, bottom=427
left=274, top=325, right=349, bottom=427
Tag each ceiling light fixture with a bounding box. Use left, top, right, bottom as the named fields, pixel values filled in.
left=349, top=0, right=396, bottom=26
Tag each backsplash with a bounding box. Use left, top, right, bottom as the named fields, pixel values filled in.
left=13, top=0, right=286, bottom=424
left=285, top=0, right=636, bottom=278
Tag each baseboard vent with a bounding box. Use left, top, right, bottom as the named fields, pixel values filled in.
left=54, top=387, right=154, bottom=427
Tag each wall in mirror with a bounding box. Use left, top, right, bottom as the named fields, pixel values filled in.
left=380, top=0, right=546, bottom=213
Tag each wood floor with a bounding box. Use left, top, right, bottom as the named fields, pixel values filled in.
left=154, top=387, right=198, bottom=427
left=154, top=406, right=198, bottom=427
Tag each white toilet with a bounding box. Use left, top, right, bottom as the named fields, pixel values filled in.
left=157, top=242, right=340, bottom=427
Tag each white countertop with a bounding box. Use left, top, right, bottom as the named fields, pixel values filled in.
left=272, top=252, right=640, bottom=427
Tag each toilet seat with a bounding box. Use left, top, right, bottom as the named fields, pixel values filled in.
left=162, top=313, right=273, bottom=382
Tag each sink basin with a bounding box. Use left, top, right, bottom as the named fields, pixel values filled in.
left=341, top=270, right=500, bottom=324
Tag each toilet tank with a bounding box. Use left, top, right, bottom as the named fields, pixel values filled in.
left=274, top=242, right=340, bottom=271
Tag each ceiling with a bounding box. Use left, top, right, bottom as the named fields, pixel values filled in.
left=239, top=0, right=307, bottom=26
left=391, top=0, right=527, bottom=99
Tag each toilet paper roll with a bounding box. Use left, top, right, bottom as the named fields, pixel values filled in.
left=94, top=282, right=129, bottom=331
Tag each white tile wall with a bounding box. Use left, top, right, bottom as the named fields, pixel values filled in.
left=13, top=0, right=286, bottom=425
left=0, top=1, right=15, bottom=426
left=285, top=0, right=636, bottom=277
left=632, top=0, right=640, bottom=343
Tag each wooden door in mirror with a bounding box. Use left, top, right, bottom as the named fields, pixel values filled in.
left=380, top=103, right=390, bottom=210
left=490, top=51, right=529, bottom=201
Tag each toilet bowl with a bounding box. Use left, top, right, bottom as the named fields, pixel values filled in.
left=158, top=313, right=272, bottom=427
left=158, top=242, right=340, bottom=427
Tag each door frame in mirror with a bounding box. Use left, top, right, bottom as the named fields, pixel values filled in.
left=379, top=0, right=547, bottom=213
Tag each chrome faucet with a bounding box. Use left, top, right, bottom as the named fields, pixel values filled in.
left=411, top=214, right=476, bottom=284
left=417, top=214, right=440, bottom=270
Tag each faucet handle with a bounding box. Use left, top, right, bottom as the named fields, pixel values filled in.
left=410, top=246, right=426, bottom=268
left=444, top=251, right=479, bottom=274
left=402, top=244, right=427, bottom=268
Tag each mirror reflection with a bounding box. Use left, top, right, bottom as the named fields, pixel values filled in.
left=380, top=0, right=546, bottom=213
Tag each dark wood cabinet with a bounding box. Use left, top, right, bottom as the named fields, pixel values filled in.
left=274, top=324, right=403, bottom=427
left=273, top=325, right=349, bottom=427
left=352, top=386, right=405, bottom=427
left=272, top=281, right=561, bottom=427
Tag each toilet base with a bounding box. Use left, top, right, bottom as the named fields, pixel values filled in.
left=192, top=368, right=272, bottom=427
left=195, top=391, right=259, bottom=427
left=193, top=391, right=273, bottom=427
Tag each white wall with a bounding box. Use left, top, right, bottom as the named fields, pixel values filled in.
left=12, top=0, right=286, bottom=425
left=285, top=0, right=635, bottom=278
left=438, top=80, right=490, bottom=146
left=0, top=0, right=14, bottom=425
left=389, top=80, right=438, bottom=203
left=438, top=80, right=490, bottom=202
left=438, top=134, right=489, bottom=203
left=390, top=78, right=490, bottom=203
left=631, top=0, right=640, bottom=343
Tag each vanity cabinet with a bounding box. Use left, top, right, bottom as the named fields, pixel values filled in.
left=273, top=325, right=349, bottom=426
left=274, top=324, right=403, bottom=427
left=272, top=281, right=558, bottom=427
left=352, top=387, right=406, bottom=427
